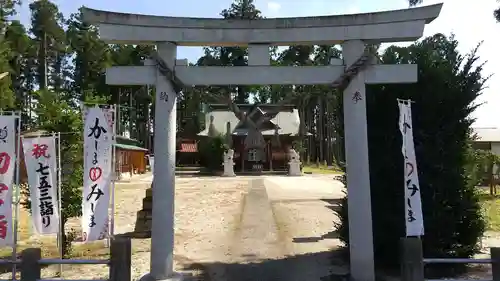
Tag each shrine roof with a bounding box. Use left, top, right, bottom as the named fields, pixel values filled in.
left=198, top=104, right=302, bottom=137
left=114, top=143, right=148, bottom=152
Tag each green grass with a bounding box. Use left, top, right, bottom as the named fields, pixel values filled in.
left=479, top=187, right=500, bottom=231
left=302, top=164, right=343, bottom=174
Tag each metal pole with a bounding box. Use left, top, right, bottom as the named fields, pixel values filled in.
left=117, top=90, right=121, bottom=136
left=109, top=105, right=117, bottom=242
left=56, top=132, right=63, bottom=276
left=12, top=112, right=21, bottom=280
left=129, top=90, right=133, bottom=138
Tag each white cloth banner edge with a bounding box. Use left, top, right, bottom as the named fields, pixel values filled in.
left=398, top=100, right=425, bottom=237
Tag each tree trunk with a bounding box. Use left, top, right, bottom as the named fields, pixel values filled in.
left=39, top=32, right=48, bottom=90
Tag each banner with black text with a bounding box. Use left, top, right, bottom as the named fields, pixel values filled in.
left=23, top=136, right=60, bottom=235
left=398, top=100, right=424, bottom=236
left=82, top=107, right=113, bottom=242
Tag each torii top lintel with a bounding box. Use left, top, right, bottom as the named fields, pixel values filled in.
left=82, top=4, right=442, bottom=46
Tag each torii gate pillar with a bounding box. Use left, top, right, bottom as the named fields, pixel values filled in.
left=146, top=42, right=179, bottom=281
left=342, top=39, right=375, bottom=281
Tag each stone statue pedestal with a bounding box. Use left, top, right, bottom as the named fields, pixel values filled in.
left=222, top=149, right=236, bottom=177
left=288, top=160, right=302, bottom=176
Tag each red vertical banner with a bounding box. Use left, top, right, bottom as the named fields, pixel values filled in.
left=0, top=116, right=16, bottom=246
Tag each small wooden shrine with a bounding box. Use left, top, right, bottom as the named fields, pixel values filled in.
left=198, top=104, right=305, bottom=172
left=114, top=136, right=148, bottom=178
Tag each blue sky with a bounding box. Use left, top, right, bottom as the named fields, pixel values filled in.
left=16, top=0, right=500, bottom=127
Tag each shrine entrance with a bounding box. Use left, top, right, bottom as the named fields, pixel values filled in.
left=83, top=4, right=442, bottom=281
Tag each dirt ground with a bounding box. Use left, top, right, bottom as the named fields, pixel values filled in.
left=4, top=173, right=500, bottom=281
left=0, top=174, right=347, bottom=281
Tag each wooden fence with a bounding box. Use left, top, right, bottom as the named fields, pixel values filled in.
left=401, top=237, right=500, bottom=281
left=0, top=237, right=131, bottom=281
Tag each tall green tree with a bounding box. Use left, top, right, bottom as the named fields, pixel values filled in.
left=337, top=34, right=486, bottom=273
left=0, top=0, right=21, bottom=110
left=5, top=20, right=35, bottom=125
left=29, top=0, right=67, bottom=91
left=0, top=0, right=21, bottom=31
left=66, top=8, right=112, bottom=102
left=198, top=0, right=263, bottom=103
left=0, top=37, right=14, bottom=110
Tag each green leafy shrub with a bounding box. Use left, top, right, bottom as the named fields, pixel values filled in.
left=465, top=147, right=500, bottom=189
left=198, top=135, right=226, bottom=171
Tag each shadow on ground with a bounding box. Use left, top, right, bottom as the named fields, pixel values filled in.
left=182, top=249, right=349, bottom=281
left=291, top=199, right=343, bottom=244
left=116, top=232, right=151, bottom=239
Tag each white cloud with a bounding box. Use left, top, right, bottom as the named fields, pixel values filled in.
left=267, top=1, right=281, bottom=12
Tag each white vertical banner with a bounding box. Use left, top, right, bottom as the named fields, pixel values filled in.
left=23, top=136, right=60, bottom=234
left=398, top=100, right=424, bottom=236
left=82, top=106, right=113, bottom=242
left=0, top=116, right=16, bottom=246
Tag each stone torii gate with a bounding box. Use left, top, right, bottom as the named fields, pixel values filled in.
left=83, top=5, right=442, bottom=281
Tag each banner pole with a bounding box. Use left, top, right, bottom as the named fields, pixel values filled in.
left=109, top=105, right=117, bottom=243
left=12, top=112, right=21, bottom=280
left=57, top=132, right=63, bottom=276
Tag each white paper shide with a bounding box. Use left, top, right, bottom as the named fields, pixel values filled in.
left=82, top=107, right=113, bottom=242
left=23, top=136, right=60, bottom=235
left=398, top=100, right=424, bottom=236
left=0, top=116, right=16, bottom=246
